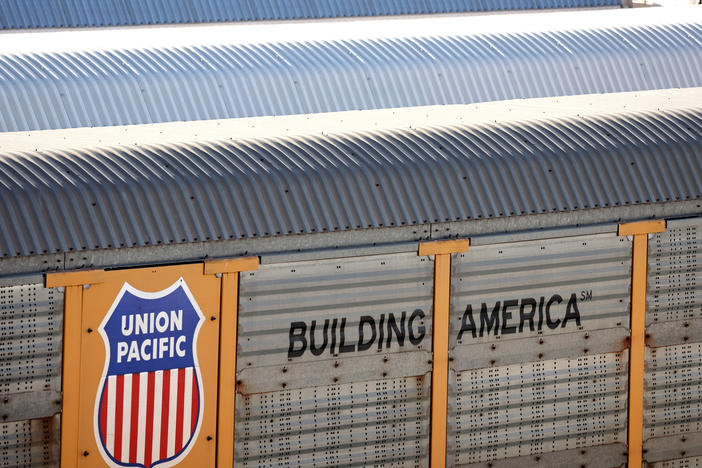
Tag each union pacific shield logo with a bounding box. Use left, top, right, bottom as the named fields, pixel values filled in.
left=94, top=278, right=204, bottom=468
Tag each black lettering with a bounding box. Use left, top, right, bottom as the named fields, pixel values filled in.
left=480, top=302, right=501, bottom=337
left=310, top=320, right=329, bottom=356
left=501, top=300, right=518, bottom=335
left=546, top=294, right=563, bottom=329
left=408, top=309, right=425, bottom=345
left=458, top=305, right=477, bottom=340
left=288, top=322, right=307, bottom=358
left=387, top=312, right=406, bottom=347
left=519, top=298, right=537, bottom=332
left=562, top=293, right=582, bottom=327
left=339, top=317, right=355, bottom=353
left=330, top=318, right=338, bottom=355
left=538, top=296, right=545, bottom=331
left=377, top=314, right=385, bottom=350
left=357, top=316, right=377, bottom=351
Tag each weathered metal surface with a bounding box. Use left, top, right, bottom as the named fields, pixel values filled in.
left=0, top=414, right=59, bottom=467
left=447, top=351, right=628, bottom=466
left=235, top=374, right=430, bottom=467
left=236, top=252, right=432, bottom=466
left=450, top=327, right=628, bottom=371
left=0, top=283, right=62, bottom=423
left=647, top=217, right=702, bottom=326
left=644, top=342, right=702, bottom=462
left=648, top=454, right=702, bottom=467
left=450, top=233, right=631, bottom=349
left=0, top=0, right=622, bottom=29
left=455, top=443, right=626, bottom=468
left=645, top=432, right=702, bottom=465
left=2, top=9, right=702, bottom=133
left=1, top=90, right=701, bottom=260
left=238, top=252, right=433, bottom=370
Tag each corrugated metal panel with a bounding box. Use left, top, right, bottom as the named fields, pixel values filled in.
left=448, top=352, right=628, bottom=467
left=644, top=219, right=702, bottom=465
left=450, top=233, right=631, bottom=349
left=0, top=91, right=701, bottom=260
left=0, top=415, right=59, bottom=467
left=448, top=232, right=631, bottom=466
left=0, top=283, right=62, bottom=422
left=235, top=376, right=430, bottom=467
left=644, top=343, right=702, bottom=463
left=235, top=252, right=432, bottom=466
left=647, top=218, right=702, bottom=325
left=651, top=456, right=702, bottom=467
left=237, top=252, right=433, bottom=377
left=0, top=0, right=622, bottom=29
left=2, top=10, right=702, bottom=131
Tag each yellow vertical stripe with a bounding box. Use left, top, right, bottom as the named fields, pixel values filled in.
left=61, top=285, right=83, bottom=467
left=628, top=233, right=648, bottom=468
left=431, top=253, right=451, bottom=468
left=217, top=272, right=238, bottom=468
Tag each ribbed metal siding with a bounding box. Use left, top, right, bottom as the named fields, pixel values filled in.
left=0, top=0, right=622, bottom=29
left=1, top=103, right=700, bottom=260
left=2, top=17, right=702, bottom=132
left=450, top=352, right=628, bottom=466
left=0, top=415, right=59, bottom=467
left=235, top=252, right=432, bottom=466
left=447, top=232, right=631, bottom=466
left=650, top=456, right=702, bottom=467
left=647, top=218, right=702, bottom=325
left=644, top=217, right=702, bottom=465
left=0, top=283, right=62, bottom=423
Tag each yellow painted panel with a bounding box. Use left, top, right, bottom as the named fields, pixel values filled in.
left=419, top=239, right=469, bottom=256
left=71, top=263, right=220, bottom=468
left=431, top=253, right=450, bottom=468
left=46, top=268, right=104, bottom=287
left=618, top=220, right=665, bottom=236
left=216, top=272, right=238, bottom=468
left=627, top=233, right=649, bottom=468
left=60, top=285, right=83, bottom=468
left=203, top=256, right=259, bottom=274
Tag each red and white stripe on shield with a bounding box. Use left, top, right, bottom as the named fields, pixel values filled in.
left=97, top=367, right=200, bottom=468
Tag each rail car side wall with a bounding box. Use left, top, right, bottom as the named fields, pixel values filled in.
left=644, top=218, right=702, bottom=466
left=7, top=215, right=702, bottom=466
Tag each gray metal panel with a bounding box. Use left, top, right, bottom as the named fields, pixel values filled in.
left=650, top=456, right=702, bottom=468
left=234, top=375, right=430, bottom=467
left=0, top=283, right=62, bottom=422
left=0, top=0, right=622, bottom=29
left=0, top=415, right=59, bottom=467
left=2, top=10, right=702, bottom=132
left=643, top=342, right=702, bottom=462
left=238, top=252, right=433, bottom=371
left=447, top=351, right=628, bottom=466
left=450, top=233, right=631, bottom=349
left=1, top=90, right=701, bottom=260
left=236, top=252, right=431, bottom=466
left=647, top=217, right=702, bottom=326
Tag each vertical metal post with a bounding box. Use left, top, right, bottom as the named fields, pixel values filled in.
left=45, top=269, right=104, bottom=467
left=204, top=257, right=259, bottom=468
left=419, top=239, right=469, bottom=468
left=618, top=220, right=665, bottom=468
left=217, top=271, right=238, bottom=468
left=61, top=285, right=83, bottom=468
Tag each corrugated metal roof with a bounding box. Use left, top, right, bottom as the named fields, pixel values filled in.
left=0, top=88, right=700, bottom=259
left=1, top=8, right=701, bottom=132
left=0, top=0, right=622, bottom=29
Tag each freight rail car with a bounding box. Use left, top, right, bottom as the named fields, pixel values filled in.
left=1, top=8, right=701, bottom=132
left=1, top=88, right=701, bottom=467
